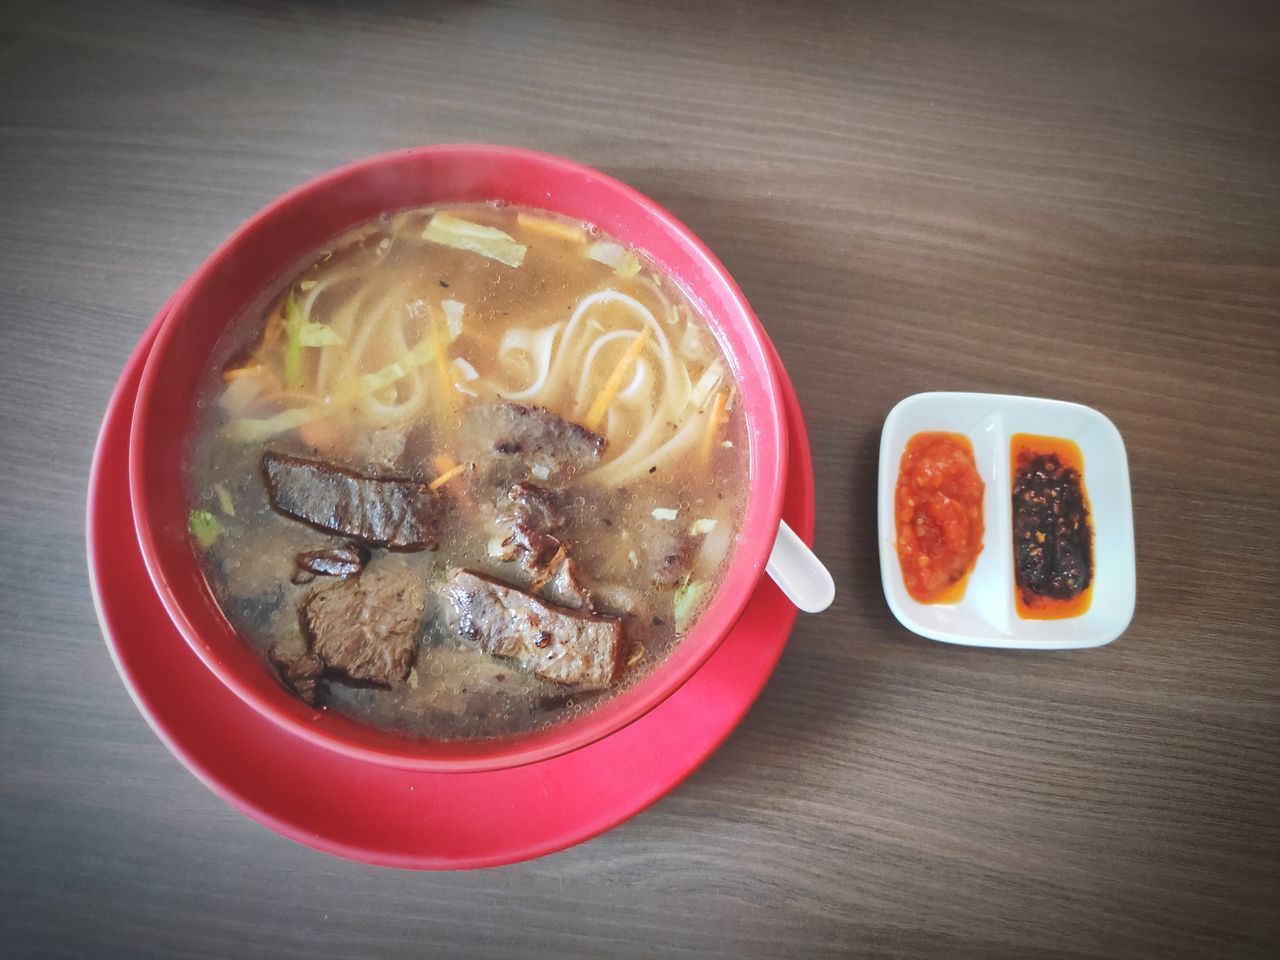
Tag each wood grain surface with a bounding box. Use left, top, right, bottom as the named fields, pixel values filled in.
left=2, top=1, right=1278, bottom=957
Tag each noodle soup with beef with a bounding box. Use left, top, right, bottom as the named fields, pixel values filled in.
left=186, top=204, right=747, bottom=740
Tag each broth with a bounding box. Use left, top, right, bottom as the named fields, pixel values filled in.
left=186, top=204, right=748, bottom=740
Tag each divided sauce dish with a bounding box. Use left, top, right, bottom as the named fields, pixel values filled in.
left=128, top=146, right=802, bottom=772
left=878, top=392, right=1136, bottom=649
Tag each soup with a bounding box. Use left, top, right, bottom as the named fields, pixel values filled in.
left=186, top=204, right=747, bottom=740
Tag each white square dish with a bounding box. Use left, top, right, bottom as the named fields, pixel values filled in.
left=877, top=392, right=1135, bottom=649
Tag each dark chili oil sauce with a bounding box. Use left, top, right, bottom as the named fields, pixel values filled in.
left=1010, top=434, right=1093, bottom=619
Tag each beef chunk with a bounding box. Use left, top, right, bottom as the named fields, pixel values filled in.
left=539, top=556, right=593, bottom=611
left=300, top=568, right=425, bottom=686
left=500, top=521, right=563, bottom=571
left=464, top=403, right=605, bottom=473
left=268, top=645, right=325, bottom=705
left=262, top=451, right=443, bottom=550
left=292, top=541, right=370, bottom=584
left=492, top=481, right=566, bottom=569
left=440, top=570, right=623, bottom=690
left=487, top=482, right=593, bottom=610
left=506, top=481, right=565, bottom=530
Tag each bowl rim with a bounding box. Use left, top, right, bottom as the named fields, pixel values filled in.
left=129, top=144, right=789, bottom=771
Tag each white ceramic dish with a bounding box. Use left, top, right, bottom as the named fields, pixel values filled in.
left=878, top=392, right=1135, bottom=649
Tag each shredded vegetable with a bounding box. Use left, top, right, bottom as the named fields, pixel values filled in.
left=651, top=507, right=678, bottom=521
left=222, top=363, right=264, bottom=383
left=614, top=252, right=642, bottom=278
left=297, top=322, right=344, bottom=347
left=281, top=291, right=304, bottom=389
left=673, top=577, right=708, bottom=634
left=584, top=240, right=641, bottom=278
left=257, top=302, right=284, bottom=359
left=213, top=483, right=235, bottom=517
left=701, top=389, right=729, bottom=461
left=689, top=358, right=724, bottom=411
left=429, top=461, right=468, bottom=491
left=335, top=335, right=438, bottom=406
left=441, top=299, right=465, bottom=340
left=690, top=518, right=718, bottom=535
left=451, top=358, right=479, bottom=399
left=423, top=213, right=527, bottom=268
left=585, top=327, right=650, bottom=429
left=188, top=510, right=224, bottom=548
left=585, top=241, right=624, bottom=269
left=517, top=213, right=584, bottom=243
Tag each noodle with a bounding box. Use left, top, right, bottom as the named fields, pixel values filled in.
left=226, top=213, right=729, bottom=481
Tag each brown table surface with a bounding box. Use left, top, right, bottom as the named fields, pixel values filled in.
left=3, top=1, right=1278, bottom=957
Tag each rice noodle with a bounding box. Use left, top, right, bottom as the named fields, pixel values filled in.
left=496, top=323, right=564, bottom=401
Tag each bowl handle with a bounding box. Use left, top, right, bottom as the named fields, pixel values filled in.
left=766, top=520, right=834, bottom=613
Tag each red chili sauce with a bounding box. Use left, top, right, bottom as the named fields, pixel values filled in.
left=894, top=432, right=985, bottom=604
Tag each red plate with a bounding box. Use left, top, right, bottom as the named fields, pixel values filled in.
left=87, top=295, right=814, bottom=870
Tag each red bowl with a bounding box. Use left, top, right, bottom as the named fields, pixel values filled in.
left=129, top=145, right=788, bottom=771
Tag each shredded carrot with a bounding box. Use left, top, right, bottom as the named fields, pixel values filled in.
left=585, top=327, right=650, bottom=430
left=222, top=362, right=265, bottom=383
left=701, top=389, right=728, bottom=461
left=430, top=313, right=457, bottom=416
left=429, top=461, right=468, bottom=491
left=256, top=301, right=285, bottom=360
left=257, top=383, right=319, bottom=409
left=516, top=213, right=584, bottom=244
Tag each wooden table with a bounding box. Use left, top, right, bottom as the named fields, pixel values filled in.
left=3, top=2, right=1277, bottom=956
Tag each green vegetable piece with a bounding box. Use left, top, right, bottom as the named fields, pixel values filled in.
left=282, top=290, right=304, bottom=389
left=188, top=509, right=224, bottom=549
left=614, top=253, right=642, bottom=279
left=673, top=577, right=708, bottom=634
left=422, top=213, right=527, bottom=268
left=297, top=321, right=344, bottom=348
